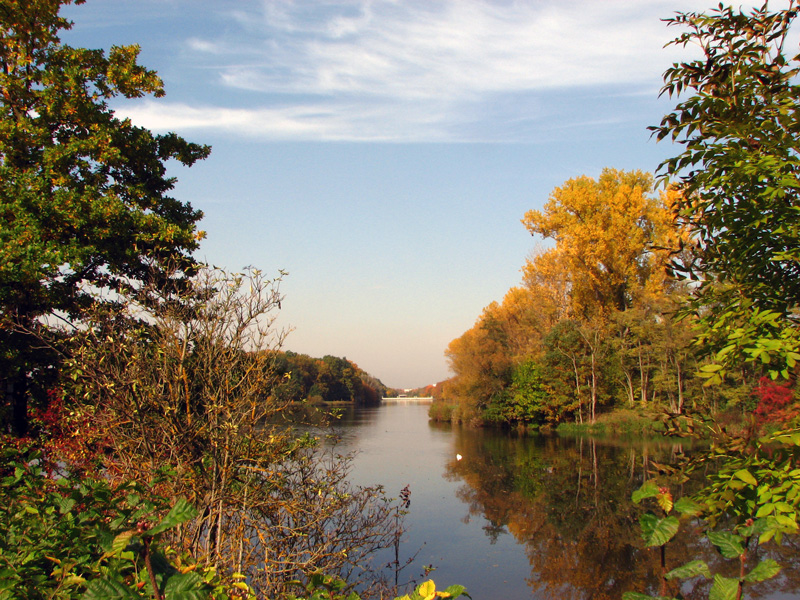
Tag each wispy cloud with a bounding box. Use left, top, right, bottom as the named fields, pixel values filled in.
left=116, top=0, right=762, bottom=142
left=121, top=99, right=457, bottom=142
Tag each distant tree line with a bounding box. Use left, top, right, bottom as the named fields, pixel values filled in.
left=271, top=351, right=388, bottom=405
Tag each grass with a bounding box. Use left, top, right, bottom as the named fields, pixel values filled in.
left=555, top=408, right=667, bottom=437
left=428, top=402, right=455, bottom=422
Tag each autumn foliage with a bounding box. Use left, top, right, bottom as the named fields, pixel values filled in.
left=753, top=377, right=798, bottom=426
left=437, top=169, right=708, bottom=427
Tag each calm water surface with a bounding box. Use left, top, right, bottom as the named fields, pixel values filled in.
left=327, top=402, right=800, bottom=600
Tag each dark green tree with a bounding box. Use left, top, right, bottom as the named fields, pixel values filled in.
left=482, top=360, right=548, bottom=426
left=541, top=320, right=590, bottom=424
left=652, top=1, right=800, bottom=383
left=0, top=0, right=209, bottom=434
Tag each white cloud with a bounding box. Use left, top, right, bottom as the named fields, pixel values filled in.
left=186, top=37, right=224, bottom=54
left=153, top=0, right=767, bottom=141
left=117, top=99, right=457, bottom=142
left=212, top=0, right=701, bottom=96
left=120, top=102, right=336, bottom=138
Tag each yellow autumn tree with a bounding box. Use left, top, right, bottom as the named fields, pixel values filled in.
left=521, top=168, right=675, bottom=318
left=443, top=302, right=514, bottom=422
left=521, top=247, right=571, bottom=324
left=441, top=168, right=696, bottom=425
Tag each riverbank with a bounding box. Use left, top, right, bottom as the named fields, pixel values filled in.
left=429, top=403, right=685, bottom=437
left=552, top=408, right=668, bottom=437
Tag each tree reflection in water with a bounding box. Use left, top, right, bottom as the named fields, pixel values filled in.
left=444, top=431, right=800, bottom=600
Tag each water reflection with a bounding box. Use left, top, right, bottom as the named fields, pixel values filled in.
left=446, top=428, right=800, bottom=599
left=328, top=404, right=800, bottom=599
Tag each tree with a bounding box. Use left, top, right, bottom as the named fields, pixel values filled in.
left=443, top=306, right=513, bottom=423
left=542, top=319, right=615, bottom=424
left=0, top=0, right=209, bottom=434
left=540, top=320, right=588, bottom=423
left=66, top=267, right=400, bottom=597
left=521, top=169, right=675, bottom=318
left=652, top=1, right=800, bottom=382
left=483, top=360, right=548, bottom=426
left=610, top=292, right=698, bottom=414
left=520, top=248, right=571, bottom=325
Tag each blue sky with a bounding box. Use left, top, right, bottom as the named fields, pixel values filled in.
left=59, top=0, right=759, bottom=389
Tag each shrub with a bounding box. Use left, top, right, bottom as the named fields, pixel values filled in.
left=753, top=377, right=798, bottom=426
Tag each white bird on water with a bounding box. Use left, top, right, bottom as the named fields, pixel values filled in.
left=456, top=454, right=462, bottom=461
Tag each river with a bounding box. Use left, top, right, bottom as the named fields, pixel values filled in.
left=325, top=402, right=800, bottom=600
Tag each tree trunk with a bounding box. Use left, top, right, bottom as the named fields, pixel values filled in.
left=637, top=344, right=649, bottom=407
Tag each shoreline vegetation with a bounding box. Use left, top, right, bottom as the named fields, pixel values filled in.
left=2, top=1, right=800, bottom=600
left=428, top=402, right=674, bottom=437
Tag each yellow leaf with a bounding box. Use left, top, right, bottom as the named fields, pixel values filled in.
left=658, top=489, right=674, bottom=513
left=733, top=469, right=758, bottom=486
left=418, top=580, right=436, bottom=600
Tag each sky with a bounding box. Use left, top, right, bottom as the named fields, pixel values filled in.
left=58, top=0, right=761, bottom=389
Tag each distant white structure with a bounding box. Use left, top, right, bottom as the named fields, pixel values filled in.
left=382, top=396, right=433, bottom=405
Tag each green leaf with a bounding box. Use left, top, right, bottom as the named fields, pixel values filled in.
left=666, top=560, right=711, bottom=580
left=145, top=498, right=197, bottom=536
left=104, top=531, right=136, bottom=558
left=709, top=574, right=739, bottom=600
left=744, top=559, right=781, bottom=583
left=639, top=513, right=658, bottom=539
left=632, top=481, right=660, bottom=504
left=83, top=578, right=139, bottom=599
left=674, top=497, right=703, bottom=517
left=733, top=469, right=758, bottom=486
left=59, top=497, right=76, bottom=514
left=707, top=531, right=744, bottom=559
left=641, top=515, right=679, bottom=547
left=759, top=528, right=776, bottom=545
left=755, top=503, right=775, bottom=518
left=442, top=584, right=470, bottom=599
left=164, top=572, right=210, bottom=600
left=773, top=514, right=798, bottom=529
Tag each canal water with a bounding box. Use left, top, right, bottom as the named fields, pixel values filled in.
left=327, top=402, right=800, bottom=600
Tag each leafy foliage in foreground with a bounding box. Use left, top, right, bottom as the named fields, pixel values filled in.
left=0, top=444, right=254, bottom=600
left=0, top=447, right=467, bottom=600
left=286, top=574, right=470, bottom=600
left=652, top=0, right=800, bottom=382
left=624, top=426, right=800, bottom=600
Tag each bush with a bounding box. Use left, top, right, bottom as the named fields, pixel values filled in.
left=427, top=402, right=454, bottom=422
left=0, top=443, right=253, bottom=600
left=753, top=377, right=798, bottom=427
left=57, top=267, right=400, bottom=597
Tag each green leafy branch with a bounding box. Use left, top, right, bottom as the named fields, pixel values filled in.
left=0, top=444, right=255, bottom=600
left=624, top=478, right=782, bottom=600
